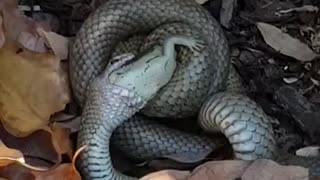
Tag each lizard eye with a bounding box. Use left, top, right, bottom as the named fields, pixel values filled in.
left=110, top=53, right=135, bottom=65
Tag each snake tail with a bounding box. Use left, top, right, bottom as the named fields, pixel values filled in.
left=198, top=92, right=277, bottom=160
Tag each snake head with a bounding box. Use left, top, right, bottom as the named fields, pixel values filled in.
left=100, top=53, right=136, bottom=79
left=84, top=53, right=136, bottom=99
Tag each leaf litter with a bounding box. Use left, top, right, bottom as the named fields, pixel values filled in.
left=257, top=22, right=319, bottom=62
left=0, top=0, right=320, bottom=179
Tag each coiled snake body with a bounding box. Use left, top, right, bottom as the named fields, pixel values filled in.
left=69, top=0, right=320, bottom=179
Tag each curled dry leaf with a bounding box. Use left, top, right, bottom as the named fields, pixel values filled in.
left=0, top=41, right=70, bottom=136
left=37, top=28, right=69, bottom=60
left=257, top=22, right=319, bottom=61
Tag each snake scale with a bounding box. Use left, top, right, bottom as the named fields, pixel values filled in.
left=69, top=0, right=320, bottom=179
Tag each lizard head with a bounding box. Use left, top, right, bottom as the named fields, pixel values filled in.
left=107, top=47, right=176, bottom=101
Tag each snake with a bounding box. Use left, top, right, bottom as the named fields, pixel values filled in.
left=69, top=0, right=320, bottom=179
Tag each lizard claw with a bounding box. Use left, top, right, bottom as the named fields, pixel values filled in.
left=187, top=38, right=205, bottom=54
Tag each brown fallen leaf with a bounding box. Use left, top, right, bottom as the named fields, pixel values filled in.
left=48, top=124, right=74, bottom=159
left=0, top=126, right=77, bottom=180
left=257, top=22, right=319, bottom=61
left=32, top=146, right=85, bottom=180
left=0, top=16, right=4, bottom=48
left=242, top=159, right=308, bottom=180
left=0, top=139, right=51, bottom=180
left=37, top=28, right=70, bottom=60
left=0, top=40, right=70, bottom=136
left=33, top=163, right=81, bottom=180
left=0, top=140, right=24, bottom=167
left=0, top=123, right=61, bottom=167
left=54, top=119, right=81, bottom=134
left=0, top=0, right=49, bottom=52
left=140, top=170, right=190, bottom=180
left=0, top=0, right=70, bottom=56
left=141, top=159, right=309, bottom=180
left=0, top=163, right=35, bottom=180
left=188, top=160, right=248, bottom=180
left=0, top=146, right=83, bottom=180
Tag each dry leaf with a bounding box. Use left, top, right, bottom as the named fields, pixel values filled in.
left=140, top=170, right=190, bottom=180
left=278, top=5, right=319, bottom=14
left=0, top=125, right=76, bottom=180
left=141, top=159, right=309, bottom=180
left=32, top=146, right=85, bottom=180
left=190, top=159, right=308, bottom=180
left=257, top=22, right=318, bottom=61
left=0, top=163, right=36, bottom=180
left=241, top=159, right=308, bottom=180
left=0, top=41, right=70, bottom=136
left=0, top=140, right=24, bottom=167
left=33, top=163, right=81, bottom=180
left=0, top=0, right=49, bottom=52
left=194, top=0, right=208, bottom=4
left=220, top=0, right=237, bottom=28
left=310, top=78, right=320, bottom=86
left=37, top=28, right=69, bottom=60
left=0, top=16, right=4, bottom=48
left=310, top=29, right=320, bottom=53
left=283, top=77, right=299, bottom=84
left=50, top=113, right=77, bottom=123
left=0, top=123, right=61, bottom=167
left=188, top=160, right=248, bottom=180
left=52, top=116, right=81, bottom=133
left=17, top=31, right=48, bottom=53
left=296, top=146, right=320, bottom=157
left=0, top=0, right=69, bottom=55
left=49, top=124, right=74, bottom=159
